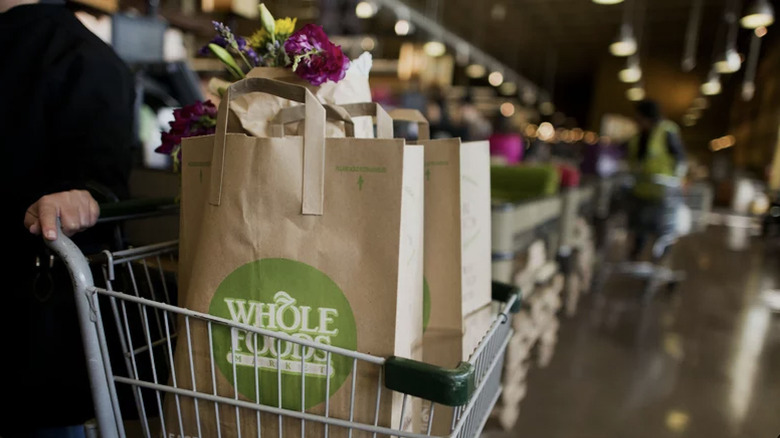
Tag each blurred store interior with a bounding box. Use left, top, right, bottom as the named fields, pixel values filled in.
left=5, top=0, right=780, bottom=436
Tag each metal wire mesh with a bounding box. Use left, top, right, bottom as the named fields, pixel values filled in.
left=68, top=241, right=514, bottom=438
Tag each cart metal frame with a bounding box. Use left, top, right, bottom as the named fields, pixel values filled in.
left=46, top=228, right=518, bottom=438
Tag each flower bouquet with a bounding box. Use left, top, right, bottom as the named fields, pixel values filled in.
left=156, top=4, right=373, bottom=164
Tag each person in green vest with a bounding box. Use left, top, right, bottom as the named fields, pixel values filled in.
left=627, top=100, right=687, bottom=261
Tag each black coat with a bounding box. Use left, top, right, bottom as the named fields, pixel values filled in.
left=0, top=4, right=134, bottom=432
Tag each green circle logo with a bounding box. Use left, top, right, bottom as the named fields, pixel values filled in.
left=209, top=258, right=357, bottom=410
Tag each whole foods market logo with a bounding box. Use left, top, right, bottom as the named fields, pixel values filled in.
left=223, top=292, right=339, bottom=377
left=210, top=259, right=357, bottom=410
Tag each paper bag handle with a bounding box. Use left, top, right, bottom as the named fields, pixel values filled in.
left=269, top=104, right=355, bottom=138
left=339, top=103, right=394, bottom=139
left=387, top=108, right=430, bottom=141
left=211, top=78, right=327, bottom=216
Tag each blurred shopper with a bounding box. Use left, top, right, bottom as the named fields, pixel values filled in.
left=626, top=100, right=687, bottom=261
left=0, top=0, right=134, bottom=435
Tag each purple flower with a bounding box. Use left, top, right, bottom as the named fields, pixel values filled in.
left=198, top=35, right=228, bottom=56
left=200, top=22, right=261, bottom=68
left=212, top=21, right=238, bottom=49
left=284, top=24, right=350, bottom=86
left=285, top=23, right=328, bottom=54
left=236, top=36, right=261, bottom=67
left=156, top=100, right=218, bottom=164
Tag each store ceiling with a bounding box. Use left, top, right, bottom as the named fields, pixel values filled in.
left=398, top=0, right=739, bottom=125
left=176, top=0, right=776, bottom=145
left=427, top=0, right=730, bottom=81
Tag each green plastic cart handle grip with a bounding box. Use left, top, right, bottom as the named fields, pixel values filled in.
left=492, top=281, right=522, bottom=313
left=384, top=357, right=474, bottom=407
left=383, top=281, right=520, bottom=406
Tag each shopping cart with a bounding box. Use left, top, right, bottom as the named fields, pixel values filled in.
left=45, top=223, right=519, bottom=438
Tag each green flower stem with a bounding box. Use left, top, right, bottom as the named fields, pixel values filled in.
left=236, top=49, right=254, bottom=71
left=292, top=48, right=322, bottom=71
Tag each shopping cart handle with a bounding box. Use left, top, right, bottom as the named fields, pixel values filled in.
left=492, top=281, right=522, bottom=313
left=383, top=283, right=518, bottom=406
left=384, top=357, right=474, bottom=407
left=98, top=197, right=179, bottom=223
left=42, top=221, right=120, bottom=435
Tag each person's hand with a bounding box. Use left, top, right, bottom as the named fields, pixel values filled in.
left=24, top=190, right=100, bottom=240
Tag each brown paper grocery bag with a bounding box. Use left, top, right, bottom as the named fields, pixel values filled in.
left=179, top=72, right=367, bottom=306
left=329, top=105, right=491, bottom=327
left=388, top=109, right=492, bottom=331
left=170, top=78, right=423, bottom=438
left=375, top=109, right=491, bottom=435
left=177, top=103, right=355, bottom=306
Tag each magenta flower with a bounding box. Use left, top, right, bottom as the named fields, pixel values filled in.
left=283, top=24, right=350, bottom=86
left=156, top=100, right=218, bottom=165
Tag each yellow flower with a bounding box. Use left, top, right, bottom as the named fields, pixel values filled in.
left=248, top=28, right=270, bottom=48
left=274, top=17, right=297, bottom=38
left=248, top=17, right=296, bottom=49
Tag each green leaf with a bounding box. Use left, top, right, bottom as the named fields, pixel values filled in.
left=208, top=43, right=245, bottom=79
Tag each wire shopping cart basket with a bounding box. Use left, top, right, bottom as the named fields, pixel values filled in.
left=46, top=227, right=519, bottom=438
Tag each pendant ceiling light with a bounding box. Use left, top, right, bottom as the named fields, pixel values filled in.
left=626, top=84, right=645, bottom=101
left=681, top=0, right=704, bottom=71
left=593, top=0, right=624, bottom=4
left=394, top=7, right=414, bottom=36
left=619, top=56, right=642, bottom=83
left=423, top=0, right=446, bottom=57
left=423, top=41, right=446, bottom=57
left=741, top=33, right=762, bottom=100
left=715, top=6, right=742, bottom=74
left=488, top=71, right=504, bottom=87
left=714, top=47, right=741, bottom=73
left=740, top=0, right=775, bottom=29
left=701, top=71, right=722, bottom=96
left=355, top=1, right=378, bottom=19
left=394, top=19, right=412, bottom=35
left=499, top=82, right=518, bottom=95
left=610, top=23, right=638, bottom=56
left=466, top=63, right=486, bottom=78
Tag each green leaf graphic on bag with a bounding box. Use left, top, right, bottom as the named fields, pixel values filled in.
left=210, top=258, right=357, bottom=410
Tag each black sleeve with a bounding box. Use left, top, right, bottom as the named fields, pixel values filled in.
left=45, top=42, right=135, bottom=201
left=666, top=131, right=686, bottom=165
